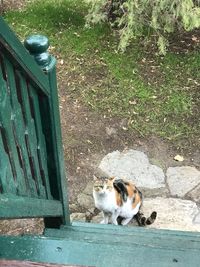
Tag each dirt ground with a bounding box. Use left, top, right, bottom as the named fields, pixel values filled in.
left=60, top=89, right=200, bottom=204
left=0, top=0, right=28, bottom=12
left=0, top=0, right=200, bottom=235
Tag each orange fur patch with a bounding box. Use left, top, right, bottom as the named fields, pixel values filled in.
left=115, top=191, right=122, bottom=206
left=132, top=190, right=141, bottom=208
left=126, top=183, right=135, bottom=198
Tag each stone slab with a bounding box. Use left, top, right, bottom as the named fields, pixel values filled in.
left=193, top=212, right=200, bottom=224
left=187, top=184, right=200, bottom=203
left=99, top=150, right=165, bottom=189
left=141, top=197, right=200, bottom=232
left=166, top=166, right=200, bottom=197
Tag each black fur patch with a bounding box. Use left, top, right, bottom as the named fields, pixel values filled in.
left=113, top=179, right=128, bottom=201
left=135, top=211, right=157, bottom=226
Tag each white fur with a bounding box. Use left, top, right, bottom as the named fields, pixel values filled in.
left=93, top=188, right=141, bottom=225
left=93, top=189, right=118, bottom=214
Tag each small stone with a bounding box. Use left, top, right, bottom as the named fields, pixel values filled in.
left=83, top=180, right=94, bottom=195
left=106, top=127, right=117, bottom=136
left=91, top=212, right=103, bottom=223
left=69, top=203, right=79, bottom=213
left=77, top=193, right=94, bottom=210
left=70, top=213, right=86, bottom=222
left=99, top=150, right=165, bottom=189
left=167, top=166, right=200, bottom=197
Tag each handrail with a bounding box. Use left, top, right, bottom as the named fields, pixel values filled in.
left=0, top=17, right=50, bottom=95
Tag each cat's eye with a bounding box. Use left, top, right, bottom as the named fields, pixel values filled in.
left=94, top=185, right=103, bottom=189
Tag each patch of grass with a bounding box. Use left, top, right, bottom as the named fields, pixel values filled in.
left=4, top=0, right=200, bottom=145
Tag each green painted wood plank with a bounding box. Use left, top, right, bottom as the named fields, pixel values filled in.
left=4, top=57, right=47, bottom=198
left=43, top=65, right=70, bottom=225
left=0, top=130, right=16, bottom=194
left=0, top=57, right=16, bottom=194
left=45, top=224, right=200, bottom=251
left=0, top=18, right=50, bottom=96
left=70, top=221, right=200, bottom=238
left=15, top=72, right=40, bottom=197
left=0, top=195, right=63, bottom=218
left=0, top=58, right=26, bottom=195
left=0, top=232, right=200, bottom=266
left=22, top=92, right=46, bottom=198
left=4, top=57, right=40, bottom=197
left=28, top=83, right=52, bottom=199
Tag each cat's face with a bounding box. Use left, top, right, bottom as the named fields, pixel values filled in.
left=93, top=176, right=114, bottom=194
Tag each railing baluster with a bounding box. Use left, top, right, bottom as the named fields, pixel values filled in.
left=0, top=58, right=26, bottom=195
left=28, top=83, right=52, bottom=199
left=0, top=128, right=16, bottom=194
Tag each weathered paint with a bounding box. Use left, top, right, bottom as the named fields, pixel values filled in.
left=0, top=17, right=50, bottom=95
left=0, top=18, right=69, bottom=226
left=1, top=224, right=200, bottom=266
left=0, top=195, right=63, bottom=218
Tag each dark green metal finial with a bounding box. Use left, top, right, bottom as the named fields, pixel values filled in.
left=24, top=35, right=51, bottom=68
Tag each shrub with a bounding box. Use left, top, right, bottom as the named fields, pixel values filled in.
left=85, top=0, right=200, bottom=54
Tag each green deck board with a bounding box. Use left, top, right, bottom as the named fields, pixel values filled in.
left=70, top=221, right=200, bottom=238
left=45, top=223, right=200, bottom=251
left=0, top=227, right=200, bottom=267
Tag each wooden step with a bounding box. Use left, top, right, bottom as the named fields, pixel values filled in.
left=0, top=222, right=200, bottom=267
left=44, top=222, right=200, bottom=251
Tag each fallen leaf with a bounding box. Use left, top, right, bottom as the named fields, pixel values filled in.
left=174, top=155, right=184, bottom=162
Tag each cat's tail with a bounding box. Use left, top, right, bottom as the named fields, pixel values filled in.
left=135, top=211, right=157, bottom=226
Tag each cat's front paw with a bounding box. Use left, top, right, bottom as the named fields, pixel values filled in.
left=112, top=220, right=118, bottom=225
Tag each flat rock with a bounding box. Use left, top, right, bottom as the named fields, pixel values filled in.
left=89, top=197, right=200, bottom=231
left=140, top=187, right=169, bottom=198
left=166, top=166, right=200, bottom=197
left=99, top=150, right=165, bottom=189
left=141, top=197, right=200, bottom=232
left=187, top=184, right=200, bottom=203
left=193, top=212, right=200, bottom=224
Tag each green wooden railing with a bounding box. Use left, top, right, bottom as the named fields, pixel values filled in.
left=0, top=17, right=70, bottom=227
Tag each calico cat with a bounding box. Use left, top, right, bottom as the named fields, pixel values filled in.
left=93, top=176, right=157, bottom=226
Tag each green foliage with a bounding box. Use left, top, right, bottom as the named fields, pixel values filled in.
left=85, top=0, right=200, bottom=54
left=5, top=0, right=200, bottom=144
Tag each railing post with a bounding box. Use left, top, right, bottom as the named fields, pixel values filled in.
left=24, top=35, right=70, bottom=226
